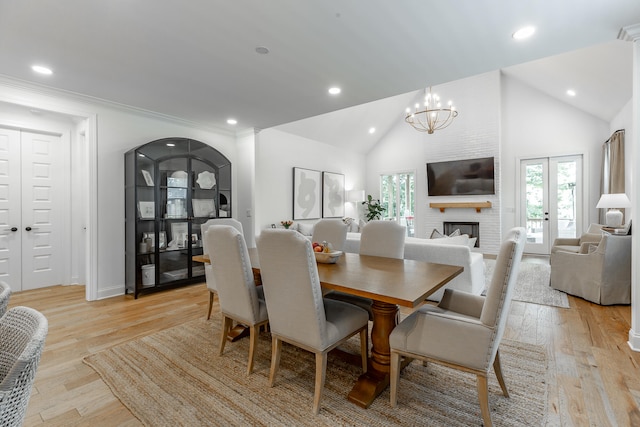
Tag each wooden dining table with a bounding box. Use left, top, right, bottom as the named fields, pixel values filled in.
left=195, top=248, right=463, bottom=408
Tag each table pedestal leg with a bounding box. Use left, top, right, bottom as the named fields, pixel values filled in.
left=347, top=300, right=398, bottom=408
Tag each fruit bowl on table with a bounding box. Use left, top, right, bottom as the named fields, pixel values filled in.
left=314, top=250, right=343, bottom=264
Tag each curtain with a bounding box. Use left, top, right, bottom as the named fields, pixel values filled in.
left=599, top=129, right=625, bottom=224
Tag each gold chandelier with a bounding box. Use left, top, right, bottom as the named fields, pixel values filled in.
left=405, top=87, right=458, bottom=134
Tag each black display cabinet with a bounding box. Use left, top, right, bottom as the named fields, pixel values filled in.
left=125, top=138, right=231, bottom=298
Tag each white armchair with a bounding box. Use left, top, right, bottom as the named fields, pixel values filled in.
left=550, top=233, right=632, bottom=305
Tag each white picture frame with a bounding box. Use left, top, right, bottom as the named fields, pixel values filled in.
left=138, top=201, right=155, bottom=219
left=293, top=167, right=321, bottom=220
left=192, top=198, right=216, bottom=217
left=322, top=171, right=345, bottom=218
left=170, top=222, right=189, bottom=248
left=141, top=169, right=154, bottom=186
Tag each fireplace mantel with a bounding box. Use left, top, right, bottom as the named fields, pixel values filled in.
left=429, top=201, right=492, bottom=213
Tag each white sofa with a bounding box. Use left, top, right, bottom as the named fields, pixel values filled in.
left=344, top=232, right=485, bottom=302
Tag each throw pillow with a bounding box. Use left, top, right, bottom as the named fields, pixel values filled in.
left=429, top=228, right=461, bottom=239
left=468, top=237, right=478, bottom=248
left=431, top=234, right=470, bottom=246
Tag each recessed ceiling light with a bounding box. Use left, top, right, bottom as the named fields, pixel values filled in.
left=566, top=89, right=576, bottom=97
left=31, top=65, right=53, bottom=75
left=328, top=87, right=341, bottom=95
left=166, top=143, right=175, bottom=147
left=227, top=118, right=237, bottom=125
left=369, top=127, right=376, bottom=134
left=512, top=26, right=535, bottom=40
left=255, top=46, right=270, bottom=55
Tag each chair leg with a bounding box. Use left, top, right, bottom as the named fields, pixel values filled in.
left=207, top=291, right=215, bottom=320
left=493, top=350, right=509, bottom=397
left=390, top=350, right=401, bottom=407
left=269, top=337, right=282, bottom=387
left=219, top=316, right=232, bottom=356
left=247, top=324, right=259, bottom=375
left=477, top=374, right=492, bottom=427
left=359, top=327, right=368, bottom=373
left=313, top=352, right=328, bottom=415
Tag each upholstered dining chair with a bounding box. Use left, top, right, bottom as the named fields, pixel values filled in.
left=0, top=306, right=48, bottom=427
left=311, top=218, right=348, bottom=251
left=206, top=225, right=268, bottom=374
left=0, top=281, right=11, bottom=317
left=325, top=220, right=406, bottom=319
left=202, top=218, right=244, bottom=320
left=389, top=227, right=526, bottom=427
left=256, top=229, right=369, bottom=414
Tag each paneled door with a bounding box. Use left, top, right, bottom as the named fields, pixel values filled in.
left=520, top=155, right=583, bottom=254
left=0, top=127, right=67, bottom=291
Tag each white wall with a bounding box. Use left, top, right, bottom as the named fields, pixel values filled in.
left=367, top=71, right=502, bottom=253
left=236, top=129, right=257, bottom=246
left=254, top=128, right=366, bottom=238
left=501, top=74, right=610, bottom=236
left=0, top=79, right=237, bottom=299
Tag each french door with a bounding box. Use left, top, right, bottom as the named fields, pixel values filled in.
left=520, top=155, right=583, bottom=254
left=0, top=127, right=68, bottom=291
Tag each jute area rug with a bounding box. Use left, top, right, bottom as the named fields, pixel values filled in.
left=484, top=259, right=569, bottom=308
left=84, top=318, right=548, bottom=427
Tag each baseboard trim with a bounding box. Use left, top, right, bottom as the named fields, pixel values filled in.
left=628, top=328, right=640, bottom=352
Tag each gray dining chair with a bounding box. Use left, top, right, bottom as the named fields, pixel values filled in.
left=389, top=227, right=526, bottom=427
left=206, top=225, right=268, bottom=375
left=325, top=220, right=406, bottom=319
left=0, top=282, right=11, bottom=317
left=311, top=219, right=348, bottom=251
left=256, top=229, right=369, bottom=414
left=0, top=306, right=48, bottom=427
left=202, top=218, right=244, bottom=320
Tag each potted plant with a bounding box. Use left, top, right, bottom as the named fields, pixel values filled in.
left=362, top=194, right=386, bottom=221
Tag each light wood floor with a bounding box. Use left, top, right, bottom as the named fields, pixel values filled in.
left=9, top=258, right=640, bottom=426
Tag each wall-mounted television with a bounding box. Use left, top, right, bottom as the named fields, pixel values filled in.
left=426, top=157, right=495, bottom=196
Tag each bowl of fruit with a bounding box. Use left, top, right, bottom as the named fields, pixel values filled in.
left=312, top=241, right=343, bottom=264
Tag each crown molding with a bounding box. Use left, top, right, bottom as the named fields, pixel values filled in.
left=618, top=23, right=640, bottom=41
left=0, top=74, right=235, bottom=137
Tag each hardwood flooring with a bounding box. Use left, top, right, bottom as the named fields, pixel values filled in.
left=8, top=258, right=640, bottom=426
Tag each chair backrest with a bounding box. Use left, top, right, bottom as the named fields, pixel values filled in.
left=206, top=225, right=263, bottom=325
left=0, top=282, right=11, bottom=318
left=257, top=229, right=328, bottom=350
left=311, top=219, right=348, bottom=251
left=202, top=218, right=244, bottom=255
left=359, top=220, right=406, bottom=259
left=480, top=227, right=526, bottom=346
left=0, top=306, right=48, bottom=427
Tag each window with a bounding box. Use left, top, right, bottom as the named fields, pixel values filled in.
left=380, top=172, right=415, bottom=236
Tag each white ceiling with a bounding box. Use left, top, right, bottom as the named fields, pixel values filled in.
left=0, top=1, right=638, bottom=153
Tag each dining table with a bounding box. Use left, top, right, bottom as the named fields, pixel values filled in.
left=194, top=248, right=463, bottom=408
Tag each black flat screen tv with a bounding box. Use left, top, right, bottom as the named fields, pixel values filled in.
left=427, top=157, right=495, bottom=196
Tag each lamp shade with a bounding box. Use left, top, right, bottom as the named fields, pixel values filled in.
left=347, top=190, right=365, bottom=203
left=596, top=193, right=631, bottom=209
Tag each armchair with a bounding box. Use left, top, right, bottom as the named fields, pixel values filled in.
left=550, top=233, right=631, bottom=305
left=550, top=223, right=604, bottom=254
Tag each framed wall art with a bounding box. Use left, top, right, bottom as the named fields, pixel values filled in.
left=293, top=167, right=321, bottom=220
left=322, top=171, right=345, bottom=218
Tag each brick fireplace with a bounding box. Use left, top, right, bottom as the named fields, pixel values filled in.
left=444, top=221, right=480, bottom=247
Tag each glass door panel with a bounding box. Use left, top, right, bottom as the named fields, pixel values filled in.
left=520, top=155, right=582, bottom=254
left=380, top=172, right=415, bottom=236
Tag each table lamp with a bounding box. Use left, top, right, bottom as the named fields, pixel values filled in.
left=596, top=193, right=631, bottom=227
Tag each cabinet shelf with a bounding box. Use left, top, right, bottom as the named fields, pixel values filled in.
left=429, top=201, right=492, bottom=213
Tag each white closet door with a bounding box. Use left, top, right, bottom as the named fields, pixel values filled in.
left=21, top=131, right=65, bottom=290
left=0, top=128, right=22, bottom=291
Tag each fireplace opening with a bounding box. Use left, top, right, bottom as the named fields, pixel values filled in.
left=443, top=221, right=480, bottom=248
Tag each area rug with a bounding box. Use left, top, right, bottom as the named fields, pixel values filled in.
left=484, top=259, right=569, bottom=308
left=84, top=318, right=548, bottom=427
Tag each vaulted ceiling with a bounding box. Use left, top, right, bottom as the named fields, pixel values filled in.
left=1, top=1, right=638, bottom=153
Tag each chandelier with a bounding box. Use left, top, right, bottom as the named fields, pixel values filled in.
left=405, top=87, right=458, bottom=134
